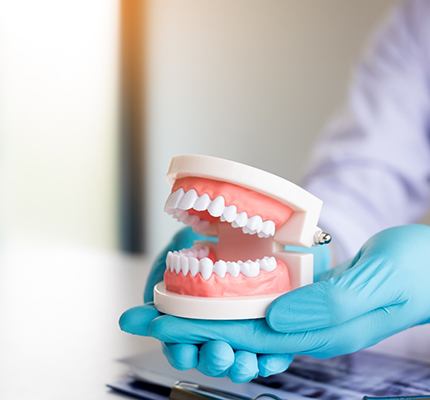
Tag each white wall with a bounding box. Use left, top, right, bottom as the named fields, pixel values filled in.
left=145, top=0, right=394, bottom=255
left=0, top=0, right=119, bottom=248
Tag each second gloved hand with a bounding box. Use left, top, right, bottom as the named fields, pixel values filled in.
left=266, top=224, right=430, bottom=344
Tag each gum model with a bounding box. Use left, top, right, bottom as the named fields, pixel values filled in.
left=154, top=154, right=331, bottom=320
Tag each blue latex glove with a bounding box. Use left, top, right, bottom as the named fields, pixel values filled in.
left=121, top=225, right=430, bottom=381
left=120, top=228, right=331, bottom=382
left=267, top=224, right=430, bottom=336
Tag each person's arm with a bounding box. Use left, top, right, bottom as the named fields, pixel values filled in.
left=304, top=0, right=430, bottom=262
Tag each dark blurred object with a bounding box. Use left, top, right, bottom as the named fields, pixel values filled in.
left=119, top=0, right=146, bottom=253
left=363, top=397, right=430, bottom=399
left=170, top=382, right=256, bottom=400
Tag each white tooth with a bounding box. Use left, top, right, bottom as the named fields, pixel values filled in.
left=189, top=257, right=199, bottom=277
left=232, top=212, right=248, bottom=228
left=183, top=213, right=199, bottom=226
left=259, top=257, right=268, bottom=270
left=164, top=189, right=185, bottom=212
left=246, top=215, right=263, bottom=233
left=197, top=247, right=209, bottom=258
left=248, top=260, right=260, bottom=277
left=192, top=220, right=210, bottom=234
left=167, top=252, right=174, bottom=271
left=226, top=261, right=240, bottom=277
left=199, top=257, right=213, bottom=280
left=214, top=260, right=227, bottom=278
left=240, top=261, right=259, bottom=277
left=260, top=256, right=277, bottom=272
left=207, top=196, right=225, bottom=217
left=172, top=210, right=184, bottom=221
left=262, top=220, right=276, bottom=237
left=180, top=213, right=189, bottom=223
left=178, top=189, right=198, bottom=210
left=166, top=252, right=173, bottom=270
left=179, top=255, right=189, bottom=275
left=268, top=256, right=277, bottom=270
left=241, top=226, right=253, bottom=235
left=190, top=216, right=201, bottom=226
left=172, top=254, right=180, bottom=273
left=177, top=215, right=187, bottom=223
left=193, top=193, right=211, bottom=211
left=175, top=210, right=187, bottom=221
left=257, top=231, right=268, bottom=238
left=188, top=246, right=197, bottom=257
left=222, top=205, right=237, bottom=223
left=192, top=224, right=206, bottom=234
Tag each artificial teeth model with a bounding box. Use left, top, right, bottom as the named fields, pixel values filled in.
left=154, top=154, right=331, bottom=320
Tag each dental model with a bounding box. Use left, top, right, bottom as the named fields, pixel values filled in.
left=154, top=154, right=330, bottom=320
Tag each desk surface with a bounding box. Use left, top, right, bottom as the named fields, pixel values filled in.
left=0, top=240, right=158, bottom=399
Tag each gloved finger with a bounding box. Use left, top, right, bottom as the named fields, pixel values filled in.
left=144, top=227, right=209, bottom=302
left=267, top=254, right=401, bottom=333
left=228, top=351, right=259, bottom=383
left=257, top=354, right=294, bottom=377
left=162, top=343, right=198, bottom=370
left=148, top=316, right=319, bottom=354
left=197, top=341, right=234, bottom=377
left=119, top=304, right=160, bottom=335
left=148, top=302, right=408, bottom=357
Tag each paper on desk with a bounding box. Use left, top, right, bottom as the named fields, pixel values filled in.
left=117, top=349, right=290, bottom=399
left=117, top=349, right=430, bottom=400
left=117, top=349, right=362, bottom=400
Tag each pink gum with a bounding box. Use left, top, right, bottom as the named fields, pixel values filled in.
left=172, top=177, right=293, bottom=227
left=164, top=258, right=291, bottom=297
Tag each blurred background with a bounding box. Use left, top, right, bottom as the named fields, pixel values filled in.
left=0, top=0, right=393, bottom=257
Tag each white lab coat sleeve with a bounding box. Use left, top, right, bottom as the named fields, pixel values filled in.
left=303, top=0, right=430, bottom=262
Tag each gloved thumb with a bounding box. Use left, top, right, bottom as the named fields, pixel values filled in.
left=266, top=254, right=398, bottom=333
left=119, top=304, right=160, bottom=335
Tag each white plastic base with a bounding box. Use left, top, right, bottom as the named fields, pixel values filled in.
left=154, top=282, right=283, bottom=320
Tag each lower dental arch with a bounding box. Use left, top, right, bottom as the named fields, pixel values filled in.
left=166, top=245, right=277, bottom=280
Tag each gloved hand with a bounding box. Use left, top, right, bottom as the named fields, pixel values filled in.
left=121, top=225, right=430, bottom=381
left=267, top=224, right=430, bottom=342
left=120, top=228, right=331, bottom=382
